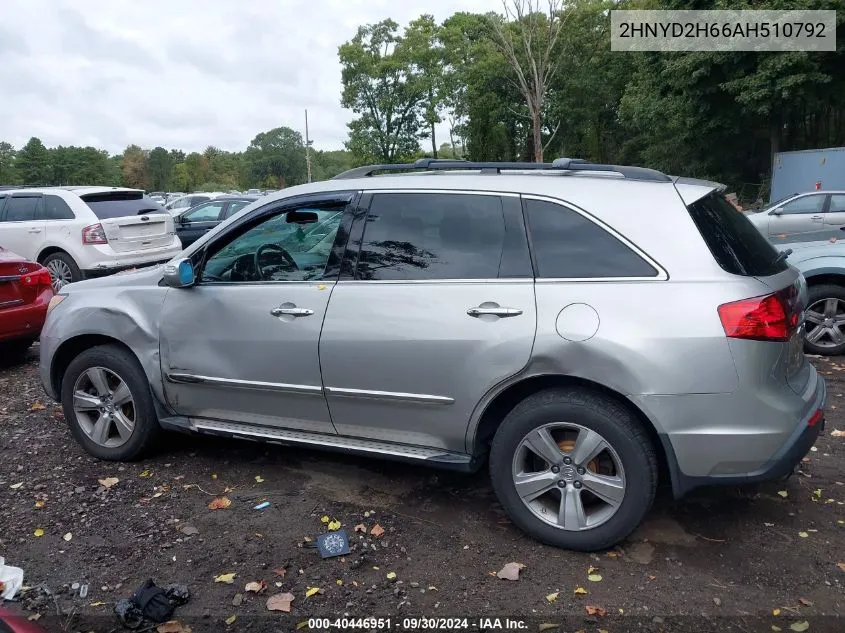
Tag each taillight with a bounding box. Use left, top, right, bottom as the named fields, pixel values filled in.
left=82, top=223, right=108, bottom=244
left=718, top=293, right=792, bottom=342
left=20, top=267, right=52, bottom=289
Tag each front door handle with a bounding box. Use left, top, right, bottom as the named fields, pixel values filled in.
left=467, top=306, right=523, bottom=318
left=28, top=228, right=42, bottom=234
left=810, top=215, right=824, bottom=222
left=270, top=305, right=314, bottom=318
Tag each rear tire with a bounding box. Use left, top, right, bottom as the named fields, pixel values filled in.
left=42, top=252, right=81, bottom=292
left=489, top=388, right=658, bottom=551
left=804, top=284, right=845, bottom=356
left=61, top=344, right=159, bottom=460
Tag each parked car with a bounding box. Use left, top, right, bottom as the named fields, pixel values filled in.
left=164, top=194, right=216, bottom=216
left=0, top=247, right=53, bottom=359
left=0, top=607, right=48, bottom=633
left=0, top=187, right=181, bottom=291
left=174, top=195, right=258, bottom=248
left=39, top=158, right=825, bottom=551
left=246, top=188, right=261, bottom=195
left=745, top=190, right=845, bottom=244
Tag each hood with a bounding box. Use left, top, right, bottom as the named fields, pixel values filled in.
left=61, top=265, right=165, bottom=294
left=785, top=239, right=845, bottom=264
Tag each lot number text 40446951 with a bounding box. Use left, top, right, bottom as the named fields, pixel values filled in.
left=307, top=617, right=528, bottom=631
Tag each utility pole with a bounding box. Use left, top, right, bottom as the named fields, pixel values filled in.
left=305, top=109, right=312, bottom=183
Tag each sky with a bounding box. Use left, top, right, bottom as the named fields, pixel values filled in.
left=0, top=0, right=494, bottom=155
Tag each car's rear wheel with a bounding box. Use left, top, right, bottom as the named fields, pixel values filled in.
left=61, top=344, right=159, bottom=460
left=489, top=388, right=657, bottom=551
left=42, top=252, right=81, bottom=292
left=804, top=284, right=845, bottom=356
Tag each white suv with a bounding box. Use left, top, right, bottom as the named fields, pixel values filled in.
left=0, top=187, right=182, bottom=290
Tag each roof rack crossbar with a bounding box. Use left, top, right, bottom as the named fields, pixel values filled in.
left=332, top=157, right=671, bottom=182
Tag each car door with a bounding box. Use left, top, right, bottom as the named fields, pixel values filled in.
left=176, top=200, right=226, bottom=248
left=823, top=194, right=845, bottom=235
left=767, top=193, right=827, bottom=243
left=0, top=193, right=45, bottom=260
left=318, top=191, right=536, bottom=453
left=159, top=192, right=355, bottom=433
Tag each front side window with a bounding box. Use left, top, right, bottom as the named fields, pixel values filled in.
left=525, top=198, right=658, bottom=278
left=226, top=200, right=252, bottom=218
left=3, top=196, right=40, bottom=222
left=781, top=195, right=825, bottom=215
left=202, top=206, right=344, bottom=283
left=829, top=194, right=845, bottom=213
left=184, top=201, right=224, bottom=222
left=356, top=193, right=505, bottom=281
left=44, top=195, right=75, bottom=220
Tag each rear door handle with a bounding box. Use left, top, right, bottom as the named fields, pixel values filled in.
left=467, top=306, right=523, bottom=318
left=270, top=306, right=314, bottom=317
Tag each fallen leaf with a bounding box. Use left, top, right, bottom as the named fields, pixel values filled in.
left=139, top=470, right=153, bottom=478
left=272, top=568, right=287, bottom=577
left=245, top=580, right=267, bottom=593
left=320, top=515, right=329, bottom=523
left=33, top=528, right=44, bottom=537
left=336, top=579, right=343, bottom=586
left=605, top=551, right=618, bottom=558
left=647, top=574, right=657, bottom=581
left=837, top=563, right=845, bottom=572
left=208, top=497, right=232, bottom=510
left=538, top=625, right=559, bottom=632
left=546, top=592, right=559, bottom=603
left=496, top=562, right=525, bottom=581
left=266, top=592, right=294, bottom=612
left=34, top=500, right=45, bottom=509
left=211, top=473, right=218, bottom=480
left=223, top=486, right=234, bottom=493
left=354, top=523, right=366, bottom=533
left=370, top=524, right=385, bottom=537
left=156, top=621, right=192, bottom=633
left=225, top=615, right=237, bottom=626
left=789, top=622, right=809, bottom=632
left=297, top=622, right=308, bottom=630
left=587, top=565, right=598, bottom=574
left=585, top=605, right=606, bottom=617
left=574, top=587, right=588, bottom=595
left=9, top=482, right=22, bottom=490
left=830, top=429, right=844, bottom=437
left=29, top=402, right=46, bottom=411
left=812, top=489, right=822, bottom=499
left=327, top=519, right=341, bottom=531
left=386, top=572, right=397, bottom=581
left=372, top=566, right=380, bottom=570
left=255, top=475, right=264, bottom=483
left=98, top=477, right=119, bottom=488
left=772, top=627, right=782, bottom=632
left=587, top=574, right=603, bottom=582
left=89, top=601, right=106, bottom=607
left=27, top=614, right=41, bottom=621
left=773, top=608, right=781, bottom=616
left=63, top=532, right=72, bottom=542
left=798, top=598, right=813, bottom=606
left=777, top=490, right=788, bottom=498
left=798, top=531, right=809, bottom=538
left=214, top=573, right=237, bottom=584
left=305, top=587, right=321, bottom=598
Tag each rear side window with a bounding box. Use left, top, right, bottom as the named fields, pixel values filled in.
left=687, top=192, right=787, bottom=276
left=81, top=192, right=165, bottom=220
left=44, top=195, right=75, bottom=220
left=524, top=199, right=658, bottom=278
left=3, top=196, right=40, bottom=222
left=356, top=193, right=505, bottom=281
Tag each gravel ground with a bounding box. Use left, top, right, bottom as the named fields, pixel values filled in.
left=0, top=346, right=843, bottom=633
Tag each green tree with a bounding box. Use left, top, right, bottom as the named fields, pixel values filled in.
left=311, top=150, right=355, bottom=180
left=0, top=142, right=16, bottom=184
left=147, top=147, right=173, bottom=191
left=171, top=162, right=191, bottom=191
left=16, top=137, right=50, bottom=184
left=404, top=15, right=445, bottom=157
left=339, top=19, right=425, bottom=163
left=244, top=127, right=306, bottom=187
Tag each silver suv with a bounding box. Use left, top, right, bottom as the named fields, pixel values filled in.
left=39, top=159, right=826, bottom=551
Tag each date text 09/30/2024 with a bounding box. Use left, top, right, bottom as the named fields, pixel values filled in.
left=307, top=618, right=528, bottom=630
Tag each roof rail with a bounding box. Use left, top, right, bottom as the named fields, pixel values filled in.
left=332, top=157, right=671, bottom=182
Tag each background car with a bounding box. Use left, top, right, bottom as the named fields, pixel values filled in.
left=174, top=195, right=258, bottom=248
left=0, top=187, right=181, bottom=291
left=746, top=190, right=845, bottom=244
left=164, top=193, right=216, bottom=216
left=0, top=247, right=53, bottom=359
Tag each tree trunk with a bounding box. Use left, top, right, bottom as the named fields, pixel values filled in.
left=769, top=119, right=780, bottom=170
left=532, top=108, right=543, bottom=163
left=431, top=122, right=437, bottom=158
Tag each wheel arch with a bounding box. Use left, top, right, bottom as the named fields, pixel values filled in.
left=803, top=271, right=845, bottom=288
left=37, top=245, right=75, bottom=264
left=50, top=335, right=143, bottom=399
left=467, top=374, right=674, bottom=491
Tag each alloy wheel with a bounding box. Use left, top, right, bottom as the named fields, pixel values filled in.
left=805, top=297, right=845, bottom=348
left=72, top=367, right=136, bottom=448
left=46, top=259, right=73, bottom=291
left=511, top=423, right=625, bottom=531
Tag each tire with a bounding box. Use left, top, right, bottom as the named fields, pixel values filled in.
left=61, top=344, right=159, bottom=460
left=489, top=388, right=658, bottom=551
left=804, top=284, right=845, bottom=356
left=42, top=251, right=82, bottom=292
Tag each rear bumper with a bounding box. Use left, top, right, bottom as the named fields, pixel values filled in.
left=81, top=239, right=182, bottom=275
left=0, top=290, right=50, bottom=342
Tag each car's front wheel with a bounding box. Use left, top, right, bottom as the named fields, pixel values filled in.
left=489, top=388, right=658, bottom=551
left=804, top=284, right=845, bottom=356
left=61, top=344, right=159, bottom=460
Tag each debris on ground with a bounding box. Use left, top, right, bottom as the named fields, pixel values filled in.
left=370, top=524, right=385, bottom=537
left=316, top=530, right=350, bottom=558
left=253, top=501, right=270, bottom=510
left=625, top=541, right=655, bottom=565
left=0, top=557, right=24, bottom=600
left=496, top=562, right=525, bottom=581
left=207, top=497, right=231, bottom=510
left=266, top=592, right=294, bottom=612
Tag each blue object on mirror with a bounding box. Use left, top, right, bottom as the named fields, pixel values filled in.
left=178, top=260, right=194, bottom=286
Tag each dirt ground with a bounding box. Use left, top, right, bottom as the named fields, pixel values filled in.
left=0, top=346, right=843, bottom=633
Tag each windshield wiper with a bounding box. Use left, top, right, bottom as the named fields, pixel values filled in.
left=773, top=248, right=793, bottom=266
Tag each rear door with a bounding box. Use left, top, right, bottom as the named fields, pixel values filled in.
left=824, top=194, right=845, bottom=235
left=80, top=191, right=174, bottom=253
left=0, top=193, right=45, bottom=260
left=767, top=194, right=827, bottom=243
left=176, top=200, right=226, bottom=248
left=318, top=191, right=536, bottom=453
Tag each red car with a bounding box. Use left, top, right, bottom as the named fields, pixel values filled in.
left=0, top=607, right=47, bottom=633
left=0, top=247, right=53, bottom=359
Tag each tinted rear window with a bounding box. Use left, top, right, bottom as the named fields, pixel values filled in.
left=81, top=191, right=166, bottom=220
left=687, top=192, right=787, bottom=276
